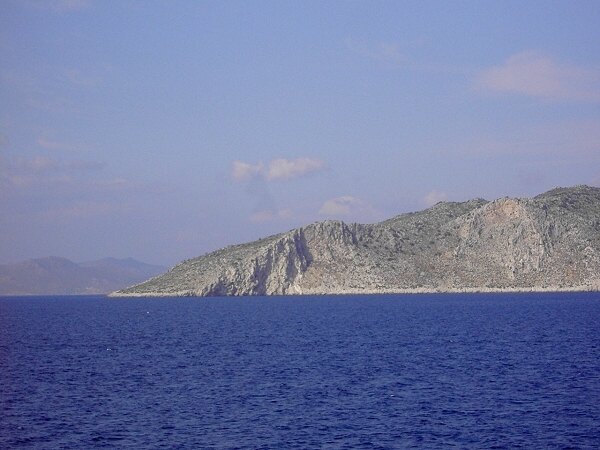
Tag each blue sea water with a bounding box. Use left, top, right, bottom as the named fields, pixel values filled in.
left=1, top=293, right=600, bottom=449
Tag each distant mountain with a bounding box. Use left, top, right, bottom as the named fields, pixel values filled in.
left=0, top=256, right=165, bottom=295
left=113, top=185, right=600, bottom=297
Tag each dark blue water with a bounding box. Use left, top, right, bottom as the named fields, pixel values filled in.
left=1, top=293, right=600, bottom=449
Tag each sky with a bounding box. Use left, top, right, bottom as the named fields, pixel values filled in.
left=1, top=0, right=600, bottom=266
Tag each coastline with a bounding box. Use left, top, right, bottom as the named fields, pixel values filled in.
left=108, top=284, right=600, bottom=298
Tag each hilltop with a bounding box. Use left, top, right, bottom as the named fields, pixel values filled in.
left=112, top=185, right=600, bottom=296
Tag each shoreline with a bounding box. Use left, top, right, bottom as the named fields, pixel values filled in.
left=109, top=284, right=600, bottom=298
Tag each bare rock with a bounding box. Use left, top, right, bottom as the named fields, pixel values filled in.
left=112, top=185, right=600, bottom=297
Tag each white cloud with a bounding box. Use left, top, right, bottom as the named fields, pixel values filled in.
left=319, top=196, right=358, bottom=216
left=231, top=160, right=264, bottom=181
left=266, top=158, right=325, bottom=181
left=477, top=51, right=600, bottom=102
left=318, top=196, right=380, bottom=221
left=423, top=190, right=448, bottom=207
left=231, top=157, right=326, bottom=182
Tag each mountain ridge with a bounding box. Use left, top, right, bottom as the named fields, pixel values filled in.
left=0, top=257, right=165, bottom=295
left=112, top=185, right=600, bottom=297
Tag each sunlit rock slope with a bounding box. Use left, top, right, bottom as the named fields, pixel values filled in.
left=112, top=185, right=600, bottom=296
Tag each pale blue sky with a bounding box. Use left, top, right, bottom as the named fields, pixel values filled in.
left=1, top=0, right=600, bottom=265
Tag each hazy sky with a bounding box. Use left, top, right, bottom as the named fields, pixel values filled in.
left=1, top=0, right=600, bottom=266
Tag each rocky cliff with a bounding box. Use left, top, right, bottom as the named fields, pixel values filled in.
left=112, top=185, right=600, bottom=296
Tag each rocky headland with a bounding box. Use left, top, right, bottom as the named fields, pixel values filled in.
left=112, top=185, right=600, bottom=297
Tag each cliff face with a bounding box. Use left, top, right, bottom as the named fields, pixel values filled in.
left=113, top=185, right=600, bottom=297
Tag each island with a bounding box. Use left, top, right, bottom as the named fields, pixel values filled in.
left=111, top=185, right=600, bottom=297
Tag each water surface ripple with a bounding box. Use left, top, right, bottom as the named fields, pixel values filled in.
left=1, top=293, right=599, bottom=448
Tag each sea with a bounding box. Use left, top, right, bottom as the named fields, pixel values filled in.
left=1, top=293, right=599, bottom=449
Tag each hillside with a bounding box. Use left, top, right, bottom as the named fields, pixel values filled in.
left=0, top=257, right=165, bottom=295
left=112, top=185, right=600, bottom=296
